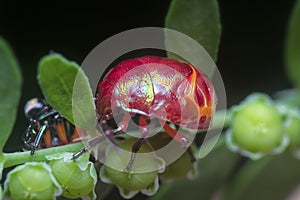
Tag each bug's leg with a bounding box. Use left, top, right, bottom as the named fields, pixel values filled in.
left=159, top=120, right=190, bottom=147
left=173, top=124, right=196, bottom=162
left=125, top=137, right=147, bottom=172
left=24, top=120, right=35, bottom=138
left=31, top=123, right=48, bottom=155
left=99, top=116, right=119, bottom=146
left=72, top=134, right=107, bottom=159
left=23, top=128, right=35, bottom=150
left=23, top=119, right=38, bottom=150
left=113, top=113, right=131, bottom=135
left=125, top=115, right=150, bottom=172
left=72, top=114, right=117, bottom=160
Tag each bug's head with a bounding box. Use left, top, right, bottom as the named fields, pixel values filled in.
left=24, top=98, right=48, bottom=119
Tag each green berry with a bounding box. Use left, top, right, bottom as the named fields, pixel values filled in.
left=47, top=153, right=97, bottom=199
left=228, top=93, right=287, bottom=157
left=4, top=162, right=61, bottom=200
left=100, top=138, right=164, bottom=197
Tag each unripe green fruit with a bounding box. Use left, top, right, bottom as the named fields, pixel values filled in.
left=227, top=93, right=288, bottom=158
left=103, top=138, right=161, bottom=191
left=4, top=162, right=61, bottom=200
left=48, top=153, right=96, bottom=199
left=100, top=138, right=165, bottom=198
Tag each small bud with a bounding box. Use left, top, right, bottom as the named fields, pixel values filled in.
left=4, top=162, right=62, bottom=200
left=47, top=152, right=97, bottom=199
left=226, top=93, right=289, bottom=159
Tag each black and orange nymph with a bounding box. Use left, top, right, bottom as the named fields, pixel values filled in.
left=23, top=98, right=80, bottom=154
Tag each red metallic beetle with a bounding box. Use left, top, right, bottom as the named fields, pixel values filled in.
left=74, top=56, right=216, bottom=170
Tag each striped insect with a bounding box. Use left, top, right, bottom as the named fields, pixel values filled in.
left=23, top=98, right=80, bottom=154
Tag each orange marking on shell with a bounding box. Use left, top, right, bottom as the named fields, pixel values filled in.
left=186, top=65, right=202, bottom=122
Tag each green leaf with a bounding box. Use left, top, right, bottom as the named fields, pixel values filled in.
left=0, top=37, right=22, bottom=152
left=37, top=54, right=96, bottom=130
left=225, top=153, right=300, bottom=200
left=165, top=0, right=221, bottom=62
left=149, top=138, right=240, bottom=200
left=285, top=0, right=300, bottom=88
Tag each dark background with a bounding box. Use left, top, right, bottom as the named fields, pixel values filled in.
left=0, top=1, right=297, bottom=199
left=0, top=0, right=295, bottom=166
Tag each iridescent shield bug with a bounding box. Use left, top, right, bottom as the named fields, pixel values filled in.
left=23, top=98, right=80, bottom=154
left=74, top=56, right=216, bottom=171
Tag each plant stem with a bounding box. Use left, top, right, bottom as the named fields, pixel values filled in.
left=211, top=109, right=232, bottom=130
left=2, top=142, right=84, bottom=168
left=1, top=110, right=232, bottom=169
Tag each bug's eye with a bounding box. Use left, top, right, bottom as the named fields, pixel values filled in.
left=24, top=98, right=48, bottom=119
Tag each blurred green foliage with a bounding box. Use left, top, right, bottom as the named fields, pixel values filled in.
left=0, top=38, right=22, bottom=152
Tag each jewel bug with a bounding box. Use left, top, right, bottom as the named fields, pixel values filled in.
left=74, top=56, right=216, bottom=171
left=23, top=98, right=81, bottom=154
